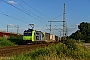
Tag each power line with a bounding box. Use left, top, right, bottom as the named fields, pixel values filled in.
left=6, top=10, right=35, bottom=23
left=1, top=0, right=50, bottom=30
left=17, top=3, right=50, bottom=30
left=0, top=9, right=50, bottom=30
left=54, top=25, right=62, bottom=30
left=21, top=0, right=66, bottom=36
left=2, top=0, right=40, bottom=21
left=2, top=0, right=49, bottom=26
left=0, top=10, right=28, bottom=24
left=21, top=0, right=50, bottom=20
left=2, top=0, right=63, bottom=31
left=21, top=0, right=63, bottom=21
left=50, top=14, right=63, bottom=20
left=18, top=1, right=63, bottom=31
left=19, top=4, right=46, bottom=21
left=48, top=20, right=64, bottom=33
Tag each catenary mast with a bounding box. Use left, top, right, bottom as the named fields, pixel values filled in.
left=63, top=3, right=66, bottom=40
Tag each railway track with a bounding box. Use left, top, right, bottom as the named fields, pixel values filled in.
left=0, top=42, right=59, bottom=57
left=0, top=44, right=48, bottom=57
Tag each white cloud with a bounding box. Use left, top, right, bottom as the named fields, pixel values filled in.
left=8, top=0, right=18, bottom=4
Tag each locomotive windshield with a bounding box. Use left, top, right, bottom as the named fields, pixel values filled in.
left=24, top=29, right=33, bottom=36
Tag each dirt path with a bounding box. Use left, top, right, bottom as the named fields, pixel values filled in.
left=83, top=43, right=90, bottom=48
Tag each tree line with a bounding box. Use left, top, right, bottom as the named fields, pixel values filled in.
left=69, top=22, right=90, bottom=43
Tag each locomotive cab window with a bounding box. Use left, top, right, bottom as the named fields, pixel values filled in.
left=24, top=32, right=32, bottom=36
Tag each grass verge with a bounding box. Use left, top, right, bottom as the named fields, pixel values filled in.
left=9, top=40, right=90, bottom=60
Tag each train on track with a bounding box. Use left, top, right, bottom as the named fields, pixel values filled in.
left=23, top=28, right=60, bottom=44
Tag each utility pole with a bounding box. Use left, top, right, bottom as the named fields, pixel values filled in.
left=50, top=22, right=51, bottom=33
left=63, top=3, right=66, bottom=40
left=59, top=31, right=61, bottom=41
left=7, top=25, right=8, bottom=32
left=16, top=25, right=19, bottom=34
left=66, top=22, right=68, bottom=36
left=7, top=24, right=19, bottom=34
left=48, top=3, right=67, bottom=40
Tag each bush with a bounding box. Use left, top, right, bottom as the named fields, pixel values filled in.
left=27, top=48, right=49, bottom=59
left=8, top=34, right=23, bottom=45
left=85, top=36, right=90, bottom=43
left=12, top=41, right=90, bottom=60
left=64, top=39, right=77, bottom=49
left=0, top=37, right=15, bottom=47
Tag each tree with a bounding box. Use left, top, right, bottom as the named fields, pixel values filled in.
left=69, top=30, right=83, bottom=40
left=69, top=22, right=90, bottom=43
left=78, top=22, right=90, bottom=35
left=78, top=22, right=90, bottom=42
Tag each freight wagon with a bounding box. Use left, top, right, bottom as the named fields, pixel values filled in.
left=0, top=31, right=20, bottom=38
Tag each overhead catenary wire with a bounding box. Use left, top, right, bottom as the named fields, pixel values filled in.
left=21, top=0, right=50, bottom=20
left=21, top=0, right=63, bottom=21
left=2, top=0, right=63, bottom=31
left=54, top=25, right=62, bottom=30
left=18, top=4, right=50, bottom=30
left=1, top=0, right=50, bottom=30
left=17, top=3, right=50, bottom=30
left=6, top=10, right=35, bottom=24
left=0, top=10, right=28, bottom=24
left=19, top=0, right=63, bottom=30
left=19, top=4, right=46, bottom=21
left=50, top=14, right=63, bottom=20
left=0, top=10, right=49, bottom=32
left=2, top=0, right=49, bottom=27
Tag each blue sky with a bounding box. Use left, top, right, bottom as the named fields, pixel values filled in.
left=0, top=0, right=90, bottom=36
